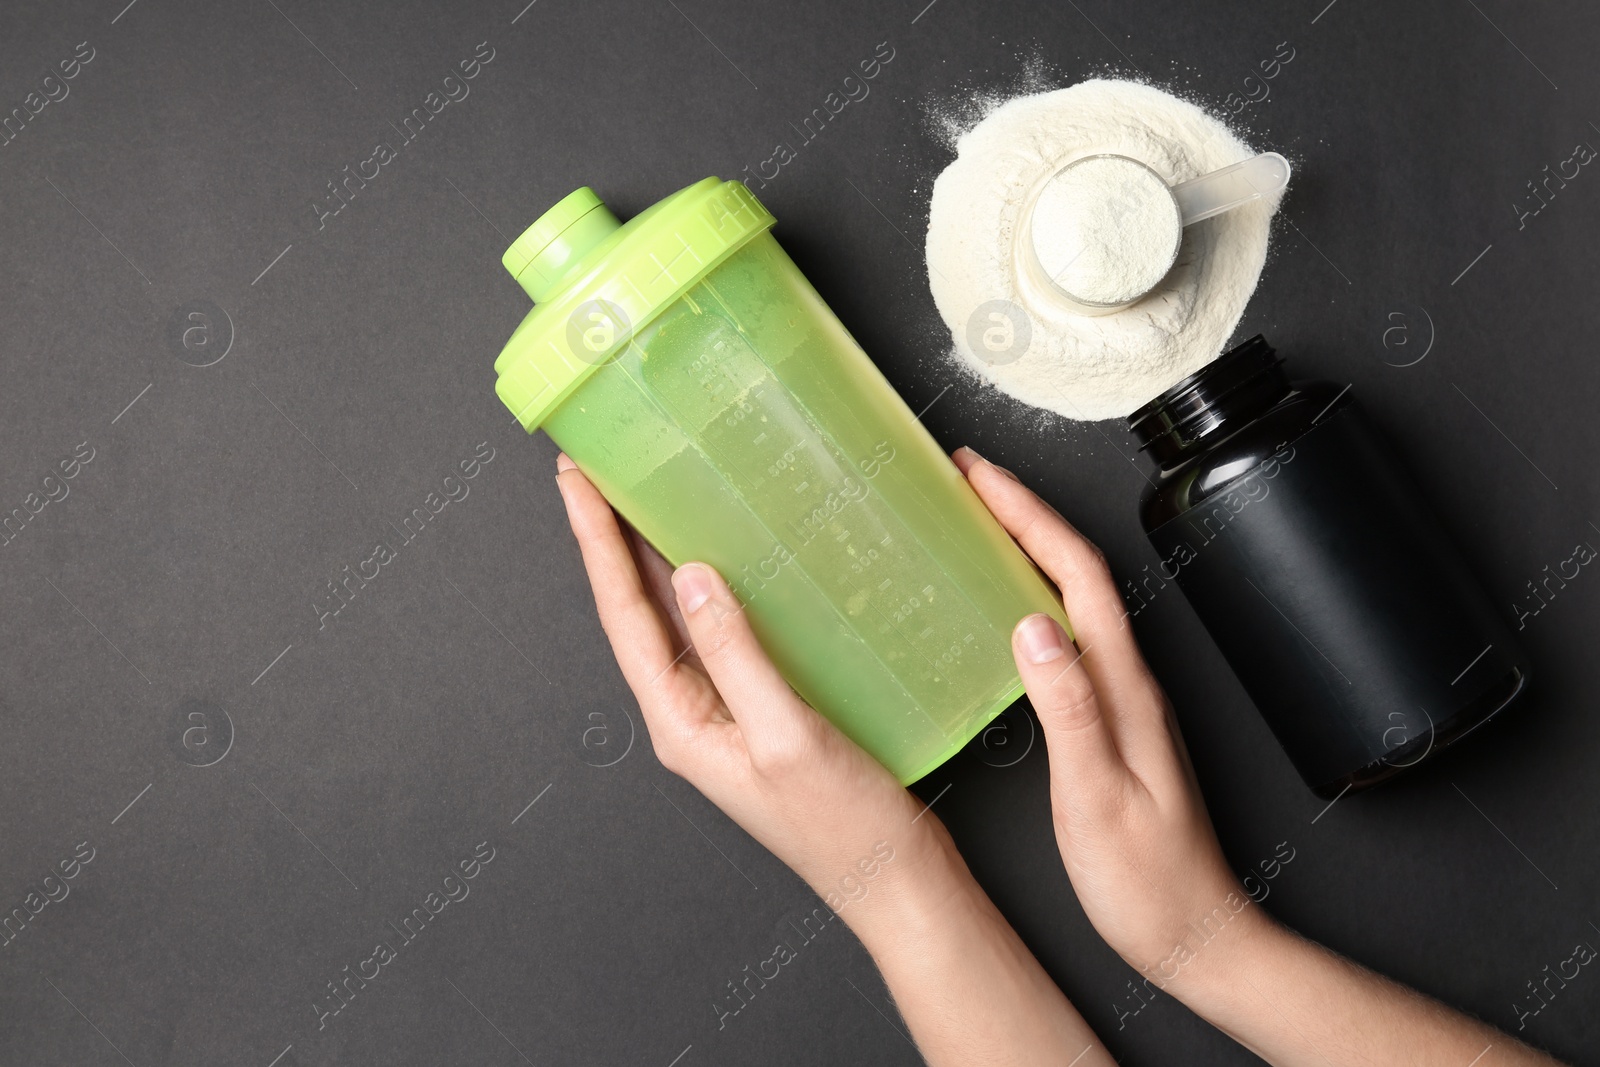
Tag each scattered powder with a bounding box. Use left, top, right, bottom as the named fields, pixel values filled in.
left=925, top=79, right=1281, bottom=421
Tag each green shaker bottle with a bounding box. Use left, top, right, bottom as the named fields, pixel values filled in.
left=494, top=178, right=1070, bottom=783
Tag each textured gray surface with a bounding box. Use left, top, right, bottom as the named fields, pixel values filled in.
left=1, top=0, right=1596, bottom=1063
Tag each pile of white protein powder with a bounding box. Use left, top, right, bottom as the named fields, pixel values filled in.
left=925, top=79, right=1282, bottom=421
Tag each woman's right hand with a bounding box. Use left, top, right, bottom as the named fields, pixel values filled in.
left=957, top=446, right=1565, bottom=1066
left=952, top=447, right=1271, bottom=984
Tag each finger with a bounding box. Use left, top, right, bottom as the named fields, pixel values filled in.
left=1013, top=613, right=1128, bottom=796
left=554, top=454, right=720, bottom=723
left=954, top=447, right=1160, bottom=707
left=954, top=447, right=1182, bottom=785
left=623, top=521, right=695, bottom=660
left=951, top=446, right=1019, bottom=482
left=669, top=561, right=814, bottom=753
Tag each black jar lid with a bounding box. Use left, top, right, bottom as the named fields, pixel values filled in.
left=1129, top=335, right=1289, bottom=462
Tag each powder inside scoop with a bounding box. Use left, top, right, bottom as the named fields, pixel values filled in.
left=1029, top=155, right=1182, bottom=307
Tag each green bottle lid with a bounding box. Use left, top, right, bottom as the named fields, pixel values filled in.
left=493, top=178, right=775, bottom=431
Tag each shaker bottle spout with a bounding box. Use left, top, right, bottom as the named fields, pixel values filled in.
left=501, top=187, right=622, bottom=302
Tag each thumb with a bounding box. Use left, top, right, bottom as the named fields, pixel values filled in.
left=671, top=562, right=814, bottom=748
left=1013, top=613, right=1126, bottom=797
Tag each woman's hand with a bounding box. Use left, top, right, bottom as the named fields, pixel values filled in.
left=952, top=446, right=1261, bottom=984
left=555, top=452, right=957, bottom=914
left=556, top=450, right=1114, bottom=1067
left=956, top=446, right=1564, bottom=1066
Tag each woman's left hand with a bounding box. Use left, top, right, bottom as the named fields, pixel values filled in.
left=555, top=452, right=961, bottom=915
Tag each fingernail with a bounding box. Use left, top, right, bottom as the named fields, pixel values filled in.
left=962, top=447, right=1018, bottom=482
left=672, top=563, right=714, bottom=614
left=556, top=453, right=576, bottom=473
left=1016, top=613, right=1067, bottom=664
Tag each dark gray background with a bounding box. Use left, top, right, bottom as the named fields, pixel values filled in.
left=1, top=0, right=1595, bottom=1063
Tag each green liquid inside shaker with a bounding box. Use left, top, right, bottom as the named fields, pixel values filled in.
left=541, top=231, right=1069, bottom=782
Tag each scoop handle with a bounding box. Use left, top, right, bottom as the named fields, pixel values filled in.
left=1171, top=152, right=1291, bottom=226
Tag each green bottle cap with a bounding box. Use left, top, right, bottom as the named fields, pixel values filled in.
left=493, top=178, right=775, bottom=431
left=500, top=187, right=620, bottom=302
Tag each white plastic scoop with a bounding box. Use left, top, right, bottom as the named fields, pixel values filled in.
left=1020, top=151, right=1291, bottom=316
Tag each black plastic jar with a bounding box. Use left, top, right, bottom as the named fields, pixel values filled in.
left=1128, top=335, right=1530, bottom=796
